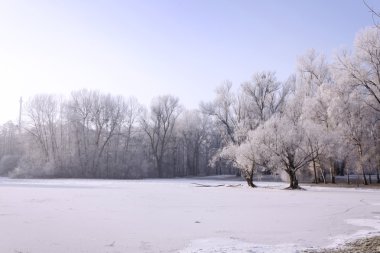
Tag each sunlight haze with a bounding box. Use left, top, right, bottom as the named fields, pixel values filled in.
left=0, top=0, right=379, bottom=123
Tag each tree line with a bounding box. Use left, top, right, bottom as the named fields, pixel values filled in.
left=0, top=26, right=379, bottom=189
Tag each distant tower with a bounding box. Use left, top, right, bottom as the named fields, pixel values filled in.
left=18, top=97, right=23, bottom=132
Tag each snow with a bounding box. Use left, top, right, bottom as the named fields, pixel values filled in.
left=0, top=177, right=379, bottom=253
left=179, top=238, right=300, bottom=253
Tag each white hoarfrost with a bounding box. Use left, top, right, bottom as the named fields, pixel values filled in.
left=0, top=177, right=379, bottom=253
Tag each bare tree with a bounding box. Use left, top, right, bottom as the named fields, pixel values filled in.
left=241, top=71, right=286, bottom=122
left=201, top=81, right=238, bottom=144
left=141, top=95, right=181, bottom=178
left=364, top=0, right=380, bottom=28
left=114, top=97, right=143, bottom=178
left=177, top=110, right=210, bottom=176
left=67, top=90, right=128, bottom=177
left=23, top=94, right=61, bottom=176
left=0, top=122, right=22, bottom=175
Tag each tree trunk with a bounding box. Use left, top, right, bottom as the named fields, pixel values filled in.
left=320, top=167, right=326, bottom=184
left=376, top=165, right=380, bottom=184
left=358, top=146, right=368, bottom=185
left=331, top=174, right=335, bottom=184
left=312, top=158, right=318, bottom=184
left=317, top=157, right=326, bottom=184
left=359, top=159, right=368, bottom=185
left=286, top=170, right=301, bottom=190
left=356, top=171, right=360, bottom=187
left=329, top=159, right=335, bottom=184
left=362, top=168, right=368, bottom=185
left=244, top=163, right=256, bottom=188
left=245, top=176, right=256, bottom=188
left=157, top=160, right=163, bottom=178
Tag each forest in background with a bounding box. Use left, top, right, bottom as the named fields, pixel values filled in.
left=0, top=25, right=379, bottom=189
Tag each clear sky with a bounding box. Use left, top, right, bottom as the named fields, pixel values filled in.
left=0, top=0, right=379, bottom=123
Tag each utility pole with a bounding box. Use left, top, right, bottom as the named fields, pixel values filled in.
left=18, top=97, right=22, bottom=132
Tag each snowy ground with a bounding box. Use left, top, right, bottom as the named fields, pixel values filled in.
left=0, top=177, right=379, bottom=253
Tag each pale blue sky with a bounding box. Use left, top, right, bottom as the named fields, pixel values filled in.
left=0, top=0, right=379, bottom=123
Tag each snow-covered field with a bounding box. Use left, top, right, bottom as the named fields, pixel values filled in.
left=0, top=177, right=379, bottom=253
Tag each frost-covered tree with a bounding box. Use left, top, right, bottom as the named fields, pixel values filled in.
left=100, top=96, right=143, bottom=178
left=217, top=143, right=255, bottom=187
left=201, top=81, right=239, bottom=145
left=177, top=110, right=210, bottom=176
left=296, top=50, right=343, bottom=184
left=203, top=73, right=290, bottom=181
left=297, top=49, right=330, bottom=96
left=201, top=81, right=246, bottom=176
left=242, top=71, right=290, bottom=123
left=367, top=116, right=380, bottom=183
left=335, top=27, right=380, bottom=112
left=329, top=90, right=374, bottom=185
left=249, top=115, right=315, bottom=189
left=116, top=97, right=143, bottom=177
left=219, top=132, right=274, bottom=188
left=22, top=94, right=64, bottom=176
left=26, top=94, right=59, bottom=161
left=67, top=90, right=128, bottom=177
left=0, top=122, right=22, bottom=175
left=330, top=27, right=380, bottom=185
left=141, top=95, right=181, bottom=178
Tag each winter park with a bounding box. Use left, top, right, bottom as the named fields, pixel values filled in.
left=1, top=1, right=380, bottom=253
